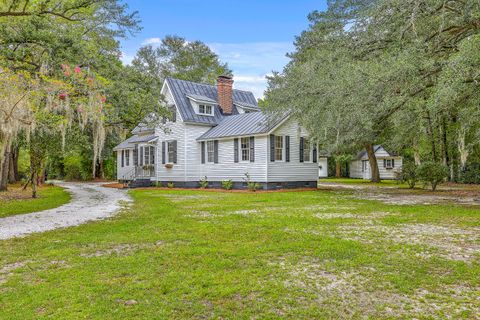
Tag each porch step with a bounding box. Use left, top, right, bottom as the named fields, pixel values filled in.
left=128, top=179, right=152, bottom=188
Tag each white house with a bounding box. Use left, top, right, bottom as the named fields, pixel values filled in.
left=349, top=145, right=402, bottom=180
left=114, top=76, right=325, bottom=189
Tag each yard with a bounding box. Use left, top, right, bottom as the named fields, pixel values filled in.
left=0, top=184, right=479, bottom=319
left=0, top=184, right=70, bottom=219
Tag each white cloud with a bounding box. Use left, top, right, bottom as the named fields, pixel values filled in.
left=208, top=42, right=293, bottom=98
left=121, top=40, right=293, bottom=98
left=142, top=37, right=162, bottom=45
left=120, top=52, right=134, bottom=65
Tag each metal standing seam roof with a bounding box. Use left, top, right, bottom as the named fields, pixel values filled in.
left=166, top=77, right=259, bottom=125
left=113, top=134, right=158, bottom=150
left=197, top=112, right=289, bottom=141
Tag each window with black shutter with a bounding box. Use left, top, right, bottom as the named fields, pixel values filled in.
left=234, top=138, right=239, bottom=163
left=167, top=140, right=177, bottom=164
left=133, top=145, right=138, bottom=166
left=121, top=150, right=124, bottom=167
left=140, top=147, right=144, bottom=166
left=201, top=141, right=205, bottom=164
left=313, top=144, right=317, bottom=163
left=249, top=136, right=255, bottom=162
left=162, top=141, right=166, bottom=164
left=270, top=134, right=275, bottom=162
left=214, top=140, right=219, bottom=164
left=285, top=136, right=290, bottom=162
left=299, top=137, right=304, bottom=163
left=150, top=146, right=155, bottom=164
left=125, top=150, right=130, bottom=166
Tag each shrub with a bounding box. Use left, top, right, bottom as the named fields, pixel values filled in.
left=199, top=176, right=209, bottom=189
left=63, top=154, right=89, bottom=181
left=243, top=172, right=262, bottom=192
left=221, top=179, right=233, bottom=190
left=167, top=182, right=174, bottom=188
left=416, top=162, right=448, bottom=191
left=400, top=161, right=418, bottom=189
left=459, top=164, right=480, bottom=184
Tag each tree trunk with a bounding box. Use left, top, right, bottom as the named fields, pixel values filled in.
left=8, top=151, right=15, bottom=183
left=425, top=111, right=437, bottom=161
left=365, top=143, right=380, bottom=183
left=31, top=170, right=37, bottom=198
left=0, top=150, right=9, bottom=191
left=413, top=138, right=421, bottom=166
left=0, top=137, right=12, bottom=191
left=11, top=145, right=19, bottom=182
left=458, top=126, right=468, bottom=173
left=335, top=159, right=341, bottom=178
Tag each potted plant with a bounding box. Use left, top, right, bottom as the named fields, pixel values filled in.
left=164, top=163, right=173, bottom=169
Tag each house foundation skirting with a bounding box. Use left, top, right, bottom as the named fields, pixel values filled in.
left=151, top=180, right=318, bottom=190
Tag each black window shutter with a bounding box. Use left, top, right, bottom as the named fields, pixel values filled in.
left=133, top=145, right=138, bottom=166
left=162, top=141, right=166, bottom=164
left=285, top=136, right=290, bottom=162
left=214, top=140, right=219, bottom=163
left=121, top=150, right=124, bottom=167
left=151, top=146, right=155, bottom=164
left=126, top=150, right=129, bottom=166
left=270, top=134, right=275, bottom=162
left=384, top=159, right=386, bottom=168
left=201, top=142, right=205, bottom=164
left=249, top=136, right=255, bottom=162
left=234, top=138, right=239, bottom=163
left=140, top=147, right=144, bottom=166
left=392, top=159, right=395, bottom=167
left=313, top=144, right=317, bottom=163
left=173, top=140, right=177, bottom=164
left=299, top=137, right=304, bottom=163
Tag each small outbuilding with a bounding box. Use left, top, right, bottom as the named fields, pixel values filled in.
left=349, top=145, right=402, bottom=180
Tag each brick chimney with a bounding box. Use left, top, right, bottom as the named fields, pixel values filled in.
left=217, top=75, right=234, bottom=114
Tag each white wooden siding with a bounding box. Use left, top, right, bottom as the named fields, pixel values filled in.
left=350, top=147, right=403, bottom=180
left=267, top=118, right=318, bottom=182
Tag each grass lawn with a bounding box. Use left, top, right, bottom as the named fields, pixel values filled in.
left=319, top=177, right=408, bottom=186
left=0, top=188, right=479, bottom=319
left=0, top=184, right=71, bottom=218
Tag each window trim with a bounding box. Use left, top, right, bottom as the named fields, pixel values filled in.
left=198, top=104, right=213, bottom=116
left=125, top=149, right=130, bottom=166
left=240, top=137, right=250, bottom=162
left=385, top=159, right=394, bottom=169
left=206, top=140, right=215, bottom=163
left=167, top=141, right=176, bottom=164
left=274, top=135, right=284, bottom=161
left=303, top=137, right=311, bottom=162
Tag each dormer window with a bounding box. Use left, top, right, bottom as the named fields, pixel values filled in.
left=198, top=104, right=213, bottom=115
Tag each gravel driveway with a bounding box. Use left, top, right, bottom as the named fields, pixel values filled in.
left=0, top=182, right=131, bottom=240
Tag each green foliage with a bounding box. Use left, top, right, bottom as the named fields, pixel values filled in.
left=459, top=165, right=480, bottom=184
left=400, top=161, right=418, bottom=189
left=167, top=182, right=174, bottom=189
left=198, top=176, right=209, bottom=189
left=416, top=162, right=449, bottom=191
left=243, top=172, right=262, bottom=192
left=132, top=35, right=232, bottom=85
left=0, top=185, right=70, bottom=218
left=63, top=153, right=90, bottom=181
left=221, top=179, right=233, bottom=190
left=264, top=0, right=480, bottom=183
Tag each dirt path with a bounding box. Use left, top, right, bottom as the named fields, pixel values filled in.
left=318, top=181, right=480, bottom=206
left=0, top=182, right=131, bottom=240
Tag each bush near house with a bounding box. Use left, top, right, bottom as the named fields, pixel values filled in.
left=416, top=162, right=449, bottom=191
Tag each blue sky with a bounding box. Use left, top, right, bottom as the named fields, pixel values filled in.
left=120, top=0, right=328, bottom=98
